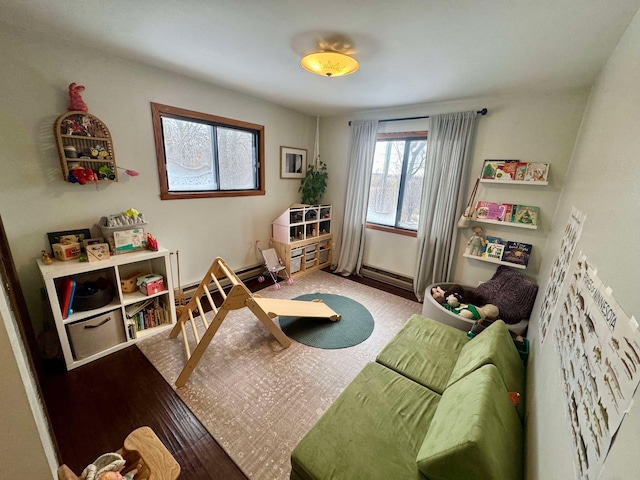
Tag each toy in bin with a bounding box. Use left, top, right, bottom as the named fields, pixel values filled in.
left=255, top=241, right=292, bottom=290
left=137, top=274, right=164, bottom=295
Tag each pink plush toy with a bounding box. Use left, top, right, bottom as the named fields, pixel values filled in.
left=68, top=82, right=88, bottom=112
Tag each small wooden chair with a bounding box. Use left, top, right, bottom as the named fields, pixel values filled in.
left=57, top=426, right=180, bottom=480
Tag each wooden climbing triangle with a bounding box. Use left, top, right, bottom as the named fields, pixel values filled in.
left=169, top=257, right=340, bottom=387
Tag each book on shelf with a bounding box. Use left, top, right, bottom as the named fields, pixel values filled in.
left=514, top=162, right=528, bottom=181
left=481, top=160, right=549, bottom=182
left=512, top=205, right=539, bottom=226
left=482, top=236, right=505, bottom=260
left=475, top=201, right=510, bottom=222
left=127, top=297, right=169, bottom=334
left=524, top=162, right=549, bottom=182
left=481, top=160, right=503, bottom=179
left=502, top=241, right=533, bottom=266
left=494, top=160, right=519, bottom=181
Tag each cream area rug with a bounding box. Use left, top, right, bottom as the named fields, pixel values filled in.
left=137, top=270, right=422, bottom=480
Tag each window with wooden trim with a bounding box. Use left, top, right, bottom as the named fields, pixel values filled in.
left=366, top=131, right=427, bottom=233
left=151, top=103, right=265, bottom=200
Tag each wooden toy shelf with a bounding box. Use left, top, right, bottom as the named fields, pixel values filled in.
left=271, top=204, right=332, bottom=278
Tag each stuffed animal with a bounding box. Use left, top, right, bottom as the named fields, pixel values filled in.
left=466, top=226, right=485, bottom=256
left=442, top=293, right=463, bottom=313
left=68, top=166, right=96, bottom=185
left=431, top=285, right=446, bottom=303
left=459, top=303, right=499, bottom=321
left=68, top=82, right=89, bottom=112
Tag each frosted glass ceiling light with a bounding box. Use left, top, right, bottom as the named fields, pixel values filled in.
left=301, top=51, right=359, bottom=77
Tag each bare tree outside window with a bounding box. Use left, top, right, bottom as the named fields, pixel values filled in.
left=151, top=103, right=264, bottom=200
left=366, top=133, right=427, bottom=232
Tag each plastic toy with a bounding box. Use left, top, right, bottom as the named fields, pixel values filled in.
left=68, top=82, right=88, bottom=112
left=41, top=250, right=53, bottom=265
left=466, top=226, right=485, bottom=256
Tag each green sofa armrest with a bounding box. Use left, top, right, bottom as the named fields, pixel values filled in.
left=447, top=320, right=526, bottom=420
left=417, top=364, right=523, bottom=480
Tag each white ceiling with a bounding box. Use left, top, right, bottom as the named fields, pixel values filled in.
left=2, top=0, right=639, bottom=115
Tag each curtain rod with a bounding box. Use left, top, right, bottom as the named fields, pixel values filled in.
left=348, top=108, right=488, bottom=126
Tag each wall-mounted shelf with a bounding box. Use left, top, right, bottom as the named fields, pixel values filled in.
left=54, top=111, right=118, bottom=183
left=473, top=218, right=538, bottom=229
left=480, top=179, right=548, bottom=186
left=463, top=253, right=526, bottom=269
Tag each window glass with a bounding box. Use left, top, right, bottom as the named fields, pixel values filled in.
left=152, top=103, right=264, bottom=200
left=366, top=134, right=427, bottom=232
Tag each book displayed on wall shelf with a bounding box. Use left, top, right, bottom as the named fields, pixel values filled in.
left=482, top=236, right=505, bottom=261
left=465, top=237, right=532, bottom=268
left=502, top=241, right=533, bottom=267
left=474, top=201, right=539, bottom=227
left=481, top=160, right=549, bottom=183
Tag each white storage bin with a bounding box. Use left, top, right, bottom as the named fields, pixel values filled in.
left=291, top=247, right=303, bottom=257
left=291, top=256, right=302, bottom=273
left=305, top=259, right=316, bottom=269
left=319, top=249, right=329, bottom=264
left=305, top=251, right=316, bottom=261
left=67, top=309, right=126, bottom=360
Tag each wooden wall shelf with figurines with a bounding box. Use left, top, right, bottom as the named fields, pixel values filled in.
left=54, top=110, right=118, bottom=184
left=54, top=83, right=119, bottom=184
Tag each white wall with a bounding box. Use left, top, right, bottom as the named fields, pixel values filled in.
left=322, top=90, right=589, bottom=288
left=0, top=25, right=316, bottom=335
left=0, top=275, right=57, bottom=479
left=526, top=9, right=640, bottom=480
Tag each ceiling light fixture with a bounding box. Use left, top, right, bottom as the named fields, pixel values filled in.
left=301, top=51, right=359, bottom=77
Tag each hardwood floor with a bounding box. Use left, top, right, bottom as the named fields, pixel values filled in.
left=40, top=270, right=417, bottom=479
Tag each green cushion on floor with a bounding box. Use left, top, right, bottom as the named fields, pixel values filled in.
left=447, top=320, right=526, bottom=420
left=376, top=314, right=469, bottom=394
left=291, top=361, right=441, bottom=480
left=417, top=364, right=523, bottom=480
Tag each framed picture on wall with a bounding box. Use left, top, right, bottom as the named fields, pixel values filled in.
left=280, top=146, right=307, bottom=179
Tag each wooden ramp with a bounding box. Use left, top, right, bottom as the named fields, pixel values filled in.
left=169, top=257, right=340, bottom=387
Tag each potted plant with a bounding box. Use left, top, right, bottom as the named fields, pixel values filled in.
left=299, top=161, right=328, bottom=205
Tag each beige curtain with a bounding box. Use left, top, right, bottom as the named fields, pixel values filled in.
left=414, top=111, right=478, bottom=300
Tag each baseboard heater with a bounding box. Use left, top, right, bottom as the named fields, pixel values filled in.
left=360, top=265, right=414, bottom=291
left=177, top=263, right=264, bottom=302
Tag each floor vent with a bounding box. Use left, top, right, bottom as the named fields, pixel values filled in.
left=360, top=265, right=413, bottom=291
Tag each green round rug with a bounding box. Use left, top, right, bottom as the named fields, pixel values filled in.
left=278, top=293, right=374, bottom=349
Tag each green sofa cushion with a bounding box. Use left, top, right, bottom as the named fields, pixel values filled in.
left=447, top=320, right=525, bottom=420
left=416, top=364, right=523, bottom=480
left=291, top=361, right=440, bottom=480
left=375, top=314, right=469, bottom=394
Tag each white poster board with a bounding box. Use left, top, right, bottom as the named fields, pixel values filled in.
left=539, top=207, right=586, bottom=344
left=554, top=255, right=640, bottom=480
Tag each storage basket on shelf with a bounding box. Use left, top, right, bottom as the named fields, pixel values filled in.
left=98, top=216, right=148, bottom=254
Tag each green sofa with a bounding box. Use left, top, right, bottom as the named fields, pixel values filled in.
left=290, top=315, right=525, bottom=480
